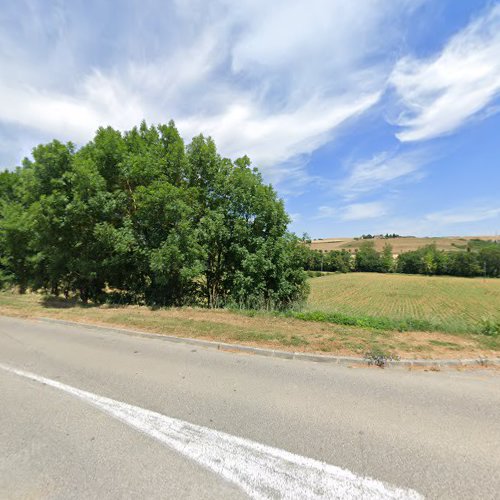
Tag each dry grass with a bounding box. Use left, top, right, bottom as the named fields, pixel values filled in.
left=310, top=235, right=496, bottom=255
left=0, top=290, right=498, bottom=360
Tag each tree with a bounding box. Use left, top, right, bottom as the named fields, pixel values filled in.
left=354, top=241, right=381, bottom=272
left=396, top=250, right=422, bottom=274
left=0, top=121, right=308, bottom=309
left=447, top=252, right=482, bottom=277
left=323, top=250, right=352, bottom=272
left=479, top=245, right=500, bottom=277
left=380, top=243, right=394, bottom=273
left=0, top=202, right=33, bottom=292
left=396, top=245, right=448, bottom=276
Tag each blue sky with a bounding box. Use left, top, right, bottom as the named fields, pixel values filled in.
left=0, top=0, right=499, bottom=238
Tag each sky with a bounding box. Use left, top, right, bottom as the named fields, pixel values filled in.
left=0, top=0, right=499, bottom=238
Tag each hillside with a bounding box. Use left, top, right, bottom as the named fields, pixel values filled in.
left=310, top=235, right=497, bottom=256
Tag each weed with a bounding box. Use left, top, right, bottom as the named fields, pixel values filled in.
left=364, top=348, right=400, bottom=368
left=476, top=356, right=489, bottom=367
left=1, top=291, right=498, bottom=359
left=235, top=331, right=279, bottom=343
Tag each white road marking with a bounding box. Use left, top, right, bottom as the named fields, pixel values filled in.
left=0, top=363, right=423, bottom=499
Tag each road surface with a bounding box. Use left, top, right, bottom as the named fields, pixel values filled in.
left=0, top=315, right=499, bottom=499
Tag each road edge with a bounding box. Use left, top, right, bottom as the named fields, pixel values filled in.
left=33, top=316, right=500, bottom=369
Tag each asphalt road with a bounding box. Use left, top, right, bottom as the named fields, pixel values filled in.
left=0, top=316, right=499, bottom=499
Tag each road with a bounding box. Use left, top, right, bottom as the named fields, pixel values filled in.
left=0, top=316, right=499, bottom=499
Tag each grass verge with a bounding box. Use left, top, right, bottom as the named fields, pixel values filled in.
left=0, top=291, right=498, bottom=360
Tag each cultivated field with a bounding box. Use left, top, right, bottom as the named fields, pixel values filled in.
left=311, top=235, right=496, bottom=255
left=307, top=272, right=500, bottom=334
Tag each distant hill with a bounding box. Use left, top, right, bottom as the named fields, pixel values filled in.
left=310, top=235, right=498, bottom=256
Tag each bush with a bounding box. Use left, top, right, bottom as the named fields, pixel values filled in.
left=481, top=319, right=500, bottom=337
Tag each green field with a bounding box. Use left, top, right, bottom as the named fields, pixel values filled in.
left=306, top=273, right=500, bottom=334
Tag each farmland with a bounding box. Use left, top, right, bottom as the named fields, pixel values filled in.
left=306, top=272, right=500, bottom=334
left=311, top=235, right=496, bottom=255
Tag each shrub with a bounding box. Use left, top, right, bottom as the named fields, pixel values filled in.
left=481, top=318, right=500, bottom=337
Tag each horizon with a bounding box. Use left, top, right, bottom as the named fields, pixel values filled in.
left=1, top=0, right=499, bottom=239
left=312, top=234, right=500, bottom=240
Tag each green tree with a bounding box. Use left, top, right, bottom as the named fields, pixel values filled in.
left=355, top=241, right=381, bottom=272
left=479, top=245, right=500, bottom=277
left=380, top=243, right=394, bottom=273
left=447, top=252, right=482, bottom=277
left=0, top=121, right=308, bottom=309
left=0, top=202, right=33, bottom=292
left=323, top=250, right=352, bottom=272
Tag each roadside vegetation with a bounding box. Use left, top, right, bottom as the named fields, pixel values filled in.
left=0, top=290, right=498, bottom=360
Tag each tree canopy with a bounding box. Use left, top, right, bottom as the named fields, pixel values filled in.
left=0, top=121, right=309, bottom=308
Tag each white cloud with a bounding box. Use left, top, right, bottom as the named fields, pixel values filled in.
left=339, top=150, right=428, bottom=198
left=310, top=201, right=388, bottom=222
left=342, top=202, right=387, bottom=221
left=425, top=206, right=500, bottom=225
left=0, top=72, right=145, bottom=144
left=0, top=0, right=419, bottom=186
left=177, top=93, right=380, bottom=177
left=363, top=203, right=500, bottom=237
left=226, top=0, right=412, bottom=79
left=312, top=206, right=337, bottom=220
left=390, top=4, right=500, bottom=142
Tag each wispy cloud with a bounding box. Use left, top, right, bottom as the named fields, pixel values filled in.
left=390, top=4, right=500, bottom=142
left=312, top=206, right=337, bottom=220
left=0, top=72, right=145, bottom=144
left=311, top=201, right=388, bottom=222
left=425, top=206, right=500, bottom=225
left=339, top=149, right=429, bottom=199
left=0, top=0, right=420, bottom=186
left=342, top=202, right=387, bottom=221
left=178, top=93, right=380, bottom=179
left=363, top=203, right=500, bottom=238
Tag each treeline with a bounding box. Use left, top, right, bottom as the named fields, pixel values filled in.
left=396, top=243, right=499, bottom=277
left=304, top=241, right=500, bottom=277
left=357, top=233, right=401, bottom=240
left=0, top=121, right=308, bottom=308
